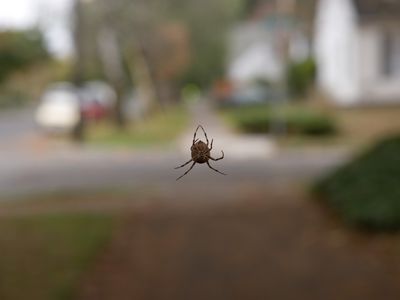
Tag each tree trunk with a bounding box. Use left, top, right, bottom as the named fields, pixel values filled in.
left=97, top=26, right=127, bottom=128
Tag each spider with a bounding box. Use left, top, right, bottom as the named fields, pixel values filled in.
left=175, top=125, right=226, bottom=180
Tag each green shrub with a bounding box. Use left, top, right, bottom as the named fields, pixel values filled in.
left=286, top=109, right=336, bottom=136
left=226, top=105, right=336, bottom=136
left=287, top=58, right=316, bottom=98
left=0, top=29, right=49, bottom=84
left=314, top=135, right=400, bottom=230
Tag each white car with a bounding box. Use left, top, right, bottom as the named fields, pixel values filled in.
left=35, top=84, right=81, bottom=133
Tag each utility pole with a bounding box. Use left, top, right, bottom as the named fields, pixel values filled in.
left=72, top=0, right=86, bottom=86
left=270, top=0, right=294, bottom=137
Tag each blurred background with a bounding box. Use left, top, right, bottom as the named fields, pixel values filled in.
left=1, top=0, right=400, bottom=299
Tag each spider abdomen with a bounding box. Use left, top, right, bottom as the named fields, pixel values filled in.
left=193, top=155, right=208, bottom=164
left=191, top=141, right=210, bottom=163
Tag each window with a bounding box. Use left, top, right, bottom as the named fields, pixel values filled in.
left=382, top=31, right=400, bottom=77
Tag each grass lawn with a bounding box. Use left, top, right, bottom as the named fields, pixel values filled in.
left=333, top=106, right=400, bottom=146
left=87, top=105, right=188, bottom=149
left=0, top=213, right=114, bottom=300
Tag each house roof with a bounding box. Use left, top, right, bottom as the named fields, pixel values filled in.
left=354, top=0, right=400, bottom=20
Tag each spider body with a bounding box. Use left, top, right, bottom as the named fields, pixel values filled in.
left=175, top=125, right=226, bottom=180
left=191, top=141, right=210, bottom=164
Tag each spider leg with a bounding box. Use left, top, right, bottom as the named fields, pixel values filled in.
left=174, top=159, right=193, bottom=169
left=193, top=125, right=203, bottom=145
left=206, top=161, right=226, bottom=175
left=210, top=150, right=224, bottom=161
left=198, top=125, right=209, bottom=145
left=209, top=139, right=214, bottom=150
left=176, top=161, right=196, bottom=180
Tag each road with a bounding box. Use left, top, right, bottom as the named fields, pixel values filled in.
left=0, top=146, right=349, bottom=198
left=0, top=108, right=36, bottom=142
left=0, top=102, right=351, bottom=198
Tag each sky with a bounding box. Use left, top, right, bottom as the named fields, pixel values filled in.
left=0, top=0, right=74, bottom=57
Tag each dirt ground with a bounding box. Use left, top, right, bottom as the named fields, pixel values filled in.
left=76, top=184, right=400, bottom=300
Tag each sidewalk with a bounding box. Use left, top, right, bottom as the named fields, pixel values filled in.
left=178, top=99, right=276, bottom=159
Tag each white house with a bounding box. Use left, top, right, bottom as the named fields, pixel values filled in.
left=228, top=21, right=310, bottom=86
left=315, top=0, right=400, bottom=105
left=227, top=0, right=310, bottom=86
left=228, top=23, right=285, bottom=84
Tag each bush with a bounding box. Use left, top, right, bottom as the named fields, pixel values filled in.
left=287, top=58, right=316, bottom=98
left=285, top=109, right=336, bottom=135
left=314, top=135, right=400, bottom=230
left=0, top=29, right=49, bottom=84
left=227, top=105, right=336, bottom=136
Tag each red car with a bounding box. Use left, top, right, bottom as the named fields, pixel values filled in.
left=80, top=81, right=116, bottom=121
